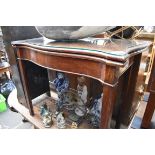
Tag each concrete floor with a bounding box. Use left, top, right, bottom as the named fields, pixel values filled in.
left=0, top=108, right=33, bottom=129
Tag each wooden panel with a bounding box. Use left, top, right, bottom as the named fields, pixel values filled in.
left=130, top=49, right=149, bottom=120
left=17, top=59, right=34, bottom=115
left=100, top=65, right=118, bottom=128
left=23, top=61, right=50, bottom=99
left=17, top=48, right=109, bottom=84
left=115, top=53, right=142, bottom=127
left=141, top=93, right=155, bottom=128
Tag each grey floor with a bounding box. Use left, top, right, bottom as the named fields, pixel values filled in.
left=0, top=107, right=33, bottom=129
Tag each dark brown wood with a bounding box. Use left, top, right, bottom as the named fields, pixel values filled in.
left=115, top=54, right=142, bottom=127
left=24, top=61, right=50, bottom=100
left=17, top=59, right=34, bottom=115
left=126, top=53, right=142, bottom=122
left=141, top=93, right=155, bottom=128
left=15, top=46, right=142, bottom=87
left=141, top=53, right=155, bottom=128
left=12, top=37, right=151, bottom=128
left=17, top=48, right=105, bottom=84
left=129, top=50, right=149, bottom=120
left=100, top=65, right=118, bottom=128
left=117, top=43, right=151, bottom=127
left=115, top=65, right=133, bottom=128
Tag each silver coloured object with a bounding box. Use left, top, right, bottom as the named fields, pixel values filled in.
left=35, top=26, right=116, bottom=40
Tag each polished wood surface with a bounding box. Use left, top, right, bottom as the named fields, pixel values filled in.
left=100, top=65, right=118, bottom=128
left=13, top=38, right=151, bottom=86
left=12, top=37, right=151, bottom=128
left=12, top=37, right=150, bottom=64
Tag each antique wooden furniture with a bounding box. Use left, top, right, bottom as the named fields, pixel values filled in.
left=12, top=37, right=150, bottom=129
left=94, top=29, right=152, bottom=127
left=141, top=45, right=155, bottom=128
left=115, top=32, right=155, bottom=127
left=136, top=32, right=155, bottom=89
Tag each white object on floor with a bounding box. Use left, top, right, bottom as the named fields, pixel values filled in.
left=7, top=88, right=18, bottom=107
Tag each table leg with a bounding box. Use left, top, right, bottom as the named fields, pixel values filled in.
left=100, top=65, right=118, bottom=128
left=141, top=93, right=155, bottom=128
left=115, top=54, right=142, bottom=128
left=100, top=85, right=117, bottom=128
left=17, top=59, right=34, bottom=115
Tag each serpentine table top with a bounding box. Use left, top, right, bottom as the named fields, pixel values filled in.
left=12, top=37, right=151, bottom=66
